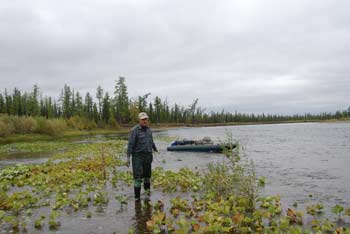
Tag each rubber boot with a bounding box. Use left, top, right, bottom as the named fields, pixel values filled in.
left=134, top=199, right=141, bottom=210
left=144, top=182, right=151, bottom=198
left=134, top=187, right=141, bottom=200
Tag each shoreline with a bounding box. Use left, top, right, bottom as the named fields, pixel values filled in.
left=1, top=118, right=349, bottom=144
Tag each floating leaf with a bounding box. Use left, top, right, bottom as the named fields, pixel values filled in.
left=232, top=212, right=244, bottom=225
left=287, top=208, right=303, bottom=225
left=344, top=208, right=350, bottom=216
left=332, top=205, right=344, bottom=216
left=192, top=223, right=200, bottom=232
left=146, top=220, right=155, bottom=230
left=171, top=208, right=179, bottom=217
left=153, top=212, right=166, bottom=224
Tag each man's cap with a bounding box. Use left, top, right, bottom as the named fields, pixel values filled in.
left=138, top=112, right=149, bottom=120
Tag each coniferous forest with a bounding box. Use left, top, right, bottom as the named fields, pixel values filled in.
left=0, top=77, right=349, bottom=136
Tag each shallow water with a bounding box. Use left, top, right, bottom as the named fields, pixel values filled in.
left=1, top=122, right=349, bottom=233
left=0, top=133, right=128, bottom=169
left=0, top=152, right=52, bottom=167
left=158, top=122, right=350, bottom=214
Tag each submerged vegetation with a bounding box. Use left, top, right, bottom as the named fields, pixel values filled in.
left=0, top=138, right=349, bottom=233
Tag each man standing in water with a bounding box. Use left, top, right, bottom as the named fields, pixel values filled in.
left=127, top=112, right=158, bottom=200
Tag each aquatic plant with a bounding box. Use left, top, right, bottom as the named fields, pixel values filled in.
left=345, top=207, right=350, bottom=216
left=306, top=203, right=324, bottom=216
left=258, top=176, right=266, bottom=186
left=93, top=189, right=109, bottom=206
left=48, top=210, right=61, bottom=230
left=86, top=211, right=92, bottom=218
left=0, top=141, right=72, bottom=154
left=152, top=167, right=201, bottom=193
left=1, top=138, right=350, bottom=233
left=0, top=164, right=30, bottom=180
left=115, top=194, right=128, bottom=207
left=0, top=139, right=125, bottom=231
left=141, top=144, right=350, bottom=234
left=332, top=204, right=344, bottom=220
left=219, top=130, right=239, bottom=158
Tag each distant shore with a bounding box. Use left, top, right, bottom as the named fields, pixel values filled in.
left=1, top=118, right=349, bottom=144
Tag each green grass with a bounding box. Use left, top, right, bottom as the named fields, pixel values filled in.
left=0, top=128, right=129, bottom=145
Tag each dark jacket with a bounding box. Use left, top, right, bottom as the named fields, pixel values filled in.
left=127, top=124, right=157, bottom=158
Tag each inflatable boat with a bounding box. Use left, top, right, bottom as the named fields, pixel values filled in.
left=166, top=137, right=236, bottom=153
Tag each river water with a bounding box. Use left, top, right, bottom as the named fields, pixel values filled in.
left=156, top=122, right=350, bottom=213
left=1, top=122, right=349, bottom=233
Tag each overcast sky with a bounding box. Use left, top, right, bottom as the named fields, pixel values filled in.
left=0, top=0, right=349, bottom=114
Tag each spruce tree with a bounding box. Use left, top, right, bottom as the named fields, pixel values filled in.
left=96, top=85, right=103, bottom=120
left=114, top=77, right=130, bottom=124
left=0, top=93, right=5, bottom=113
left=102, top=92, right=110, bottom=123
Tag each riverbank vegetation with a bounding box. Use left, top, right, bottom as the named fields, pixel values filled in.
left=0, top=139, right=349, bottom=233
left=1, top=77, right=349, bottom=138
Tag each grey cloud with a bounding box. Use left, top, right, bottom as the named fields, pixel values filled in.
left=0, top=0, right=349, bottom=114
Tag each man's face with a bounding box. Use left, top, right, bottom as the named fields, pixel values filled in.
left=139, top=118, right=149, bottom=127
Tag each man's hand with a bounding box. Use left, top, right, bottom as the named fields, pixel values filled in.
left=126, top=157, right=131, bottom=168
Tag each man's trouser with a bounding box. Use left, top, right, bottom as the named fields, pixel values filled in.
left=132, top=152, right=153, bottom=189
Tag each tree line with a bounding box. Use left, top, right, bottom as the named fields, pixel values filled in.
left=1, top=77, right=349, bottom=126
